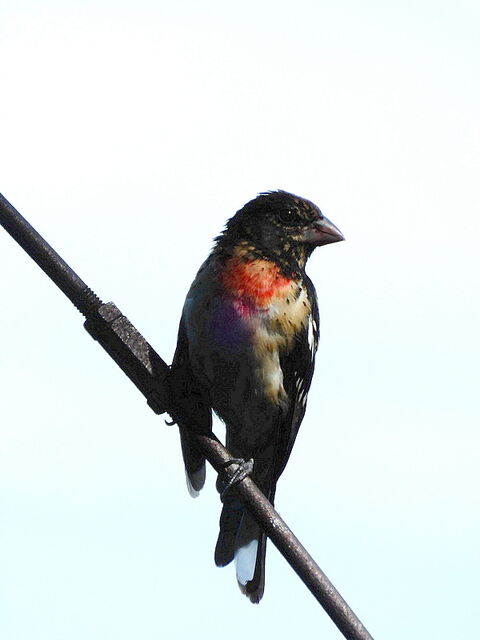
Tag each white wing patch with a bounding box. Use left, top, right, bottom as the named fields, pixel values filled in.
left=185, top=465, right=206, bottom=498
left=307, top=315, right=317, bottom=358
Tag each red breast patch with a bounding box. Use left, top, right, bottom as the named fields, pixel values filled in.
left=219, top=257, right=292, bottom=308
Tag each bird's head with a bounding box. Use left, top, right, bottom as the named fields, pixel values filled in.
left=215, top=190, right=344, bottom=274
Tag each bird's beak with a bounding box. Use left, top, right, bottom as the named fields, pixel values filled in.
left=300, top=215, right=345, bottom=246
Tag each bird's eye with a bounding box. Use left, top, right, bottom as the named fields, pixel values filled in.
left=278, top=209, right=298, bottom=226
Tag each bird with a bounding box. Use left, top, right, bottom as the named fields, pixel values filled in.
left=169, top=190, right=344, bottom=603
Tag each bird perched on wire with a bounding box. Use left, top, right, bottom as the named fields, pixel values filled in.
left=169, top=190, right=344, bottom=603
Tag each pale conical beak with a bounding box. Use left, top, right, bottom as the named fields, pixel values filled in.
left=300, top=215, right=345, bottom=246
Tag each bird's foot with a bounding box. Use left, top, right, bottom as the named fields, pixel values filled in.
left=219, top=458, right=254, bottom=502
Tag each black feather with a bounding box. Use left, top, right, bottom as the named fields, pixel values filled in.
left=274, top=274, right=319, bottom=480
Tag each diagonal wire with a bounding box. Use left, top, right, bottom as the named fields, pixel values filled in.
left=0, top=192, right=374, bottom=640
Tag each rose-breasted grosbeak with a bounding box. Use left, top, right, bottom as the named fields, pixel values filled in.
left=170, top=190, right=343, bottom=602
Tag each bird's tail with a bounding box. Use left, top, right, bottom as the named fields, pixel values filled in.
left=215, top=483, right=276, bottom=603
left=237, top=526, right=267, bottom=603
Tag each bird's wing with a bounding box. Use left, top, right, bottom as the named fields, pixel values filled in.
left=274, top=275, right=319, bottom=483
left=170, top=314, right=212, bottom=496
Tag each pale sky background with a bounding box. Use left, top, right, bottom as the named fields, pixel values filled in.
left=1, top=2, right=479, bottom=639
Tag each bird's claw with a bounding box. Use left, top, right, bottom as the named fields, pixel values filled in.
left=219, top=458, right=254, bottom=502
